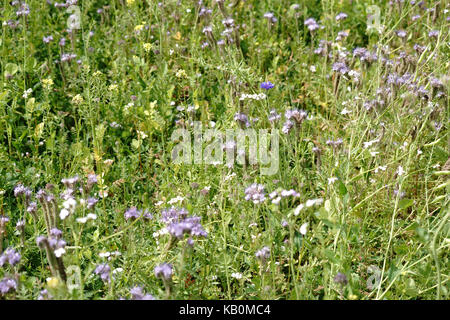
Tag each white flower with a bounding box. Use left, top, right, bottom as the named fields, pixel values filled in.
left=168, top=196, right=184, bottom=205
left=269, top=191, right=278, bottom=199
left=231, top=272, right=243, bottom=280
left=300, top=223, right=308, bottom=235
left=375, top=165, right=387, bottom=173
left=306, top=198, right=323, bottom=207
left=60, top=208, right=70, bottom=220
left=54, top=248, right=66, bottom=258
left=87, top=213, right=97, bottom=220
left=397, top=166, right=405, bottom=176
left=99, top=252, right=111, bottom=258
left=63, top=198, right=77, bottom=212
left=340, top=108, right=351, bottom=115
left=272, top=196, right=281, bottom=205
left=112, top=268, right=123, bottom=275
left=328, top=177, right=338, bottom=185
left=76, top=217, right=88, bottom=224
left=293, top=204, right=304, bottom=216
left=363, top=138, right=380, bottom=149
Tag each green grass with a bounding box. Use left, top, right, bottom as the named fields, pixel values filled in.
left=0, top=0, right=448, bottom=300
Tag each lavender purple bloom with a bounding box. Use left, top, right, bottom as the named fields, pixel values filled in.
left=260, top=81, right=274, bottom=90
left=154, top=263, right=173, bottom=281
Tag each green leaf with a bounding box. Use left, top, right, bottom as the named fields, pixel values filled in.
left=4, top=63, right=18, bottom=77
left=398, top=199, right=414, bottom=210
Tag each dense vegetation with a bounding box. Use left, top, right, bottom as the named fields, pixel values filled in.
left=0, top=0, right=448, bottom=300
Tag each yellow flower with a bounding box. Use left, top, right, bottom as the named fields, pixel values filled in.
left=42, top=78, right=54, bottom=90
left=108, top=84, right=118, bottom=91
left=176, top=69, right=187, bottom=78
left=126, top=0, right=135, bottom=5
left=47, top=277, right=59, bottom=289
left=134, top=24, right=144, bottom=32
left=143, top=43, right=152, bottom=52
left=72, top=94, right=84, bottom=105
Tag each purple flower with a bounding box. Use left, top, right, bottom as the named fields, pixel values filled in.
left=16, top=2, right=30, bottom=17
left=50, top=228, right=62, bottom=239
left=234, top=112, right=251, bottom=127
left=0, top=277, right=17, bottom=295
left=94, top=263, right=111, bottom=282
left=167, top=216, right=207, bottom=239
left=268, top=109, right=281, bottom=122
left=143, top=210, right=153, bottom=220
left=61, top=175, right=79, bottom=188
left=335, top=12, right=348, bottom=21
left=87, top=197, right=98, bottom=210
left=428, top=30, right=439, bottom=38
left=334, top=272, right=348, bottom=285
left=15, top=220, right=25, bottom=231
left=244, top=183, right=266, bottom=204
left=36, top=235, right=48, bottom=248
left=38, top=289, right=53, bottom=300
left=0, top=248, right=21, bottom=267
left=14, top=184, right=26, bottom=197
left=124, top=207, right=141, bottom=220
left=130, top=286, right=156, bottom=300
left=304, top=18, right=319, bottom=31
left=27, top=202, right=37, bottom=215
left=395, top=30, right=407, bottom=38
left=161, top=207, right=207, bottom=240
left=285, top=109, right=307, bottom=124
left=43, top=35, right=54, bottom=43
left=0, top=215, right=9, bottom=225
left=87, top=174, right=98, bottom=187
left=326, top=138, right=344, bottom=148
left=260, top=81, right=274, bottom=90
left=335, top=31, right=349, bottom=41
left=60, top=53, right=77, bottom=63
left=160, top=207, right=189, bottom=224
left=255, top=246, right=270, bottom=261
left=282, top=120, right=294, bottom=134
left=332, top=62, right=349, bottom=75
left=59, top=37, right=66, bottom=46
left=154, top=263, right=173, bottom=281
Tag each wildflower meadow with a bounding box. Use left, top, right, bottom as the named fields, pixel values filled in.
left=0, top=0, right=449, bottom=301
